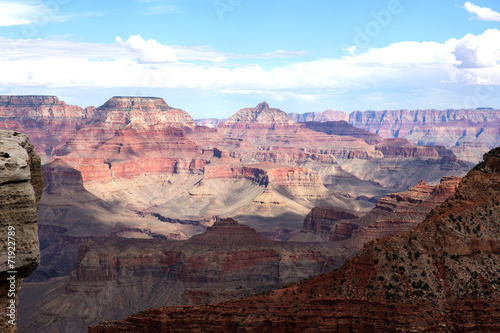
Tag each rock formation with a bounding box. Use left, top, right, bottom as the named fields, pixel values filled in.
left=218, top=102, right=376, bottom=154
left=90, top=147, right=500, bottom=332
left=90, top=96, right=196, bottom=130
left=53, top=96, right=201, bottom=182
left=0, top=130, right=42, bottom=333
left=19, top=219, right=345, bottom=333
left=348, top=108, right=500, bottom=141
left=0, top=95, right=95, bottom=163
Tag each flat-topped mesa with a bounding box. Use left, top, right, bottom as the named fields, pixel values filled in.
left=0, top=95, right=60, bottom=107
left=92, top=96, right=196, bottom=130
left=221, top=101, right=295, bottom=127
left=0, top=95, right=91, bottom=119
left=99, top=96, right=169, bottom=110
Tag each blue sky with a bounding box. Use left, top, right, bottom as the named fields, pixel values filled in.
left=0, top=0, right=499, bottom=118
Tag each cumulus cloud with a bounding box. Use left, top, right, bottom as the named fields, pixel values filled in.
left=0, top=0, right=47, bottom=26
left=453, top=29, right=500, bottom=68
left=464, top=2, right=500, bottom=22
left=116, top=35, right=178, bottom=64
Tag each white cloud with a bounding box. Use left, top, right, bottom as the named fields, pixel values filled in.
left=464, top=2, right=500, bottom=22
left=0, top=30, right=499, bottom=102
left=116, top=35, right=178, bottom=64
left=0, top=0, right=47, bottom=26
left=453, top=29, right=500, bottom=68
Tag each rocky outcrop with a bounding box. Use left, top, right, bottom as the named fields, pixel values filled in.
left=19, top=219, right=345, bottom=333
left=0, top=130, right=42, bottom=333
left=52, top=97, right=203, bottom=182
left=91, top=96, right=196, bottom=130
left=0, top=95, right=95, bottom=162
left=90, top=148, right=500, bottom=332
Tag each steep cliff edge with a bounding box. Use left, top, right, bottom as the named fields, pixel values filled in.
left=0, top=130, right=42, bottom=333
left=90, top=148, right=500, bottom=332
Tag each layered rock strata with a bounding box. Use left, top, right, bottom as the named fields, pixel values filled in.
left=291, top=108, right=500, bottom=162
left=0, top=130, right=42, bottom=333
left=0, top=95, right=95, bottom=162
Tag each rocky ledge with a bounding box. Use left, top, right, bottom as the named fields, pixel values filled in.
left=0, top=130, right=42, bottom=333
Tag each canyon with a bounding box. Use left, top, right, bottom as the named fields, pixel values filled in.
left=2, top=95, right=474, bottom=246
left=1, top=95, right=495, bottom=332
left=1, top=95, right=475, bottom=282
left=90, top=147, right=500, bottom=332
